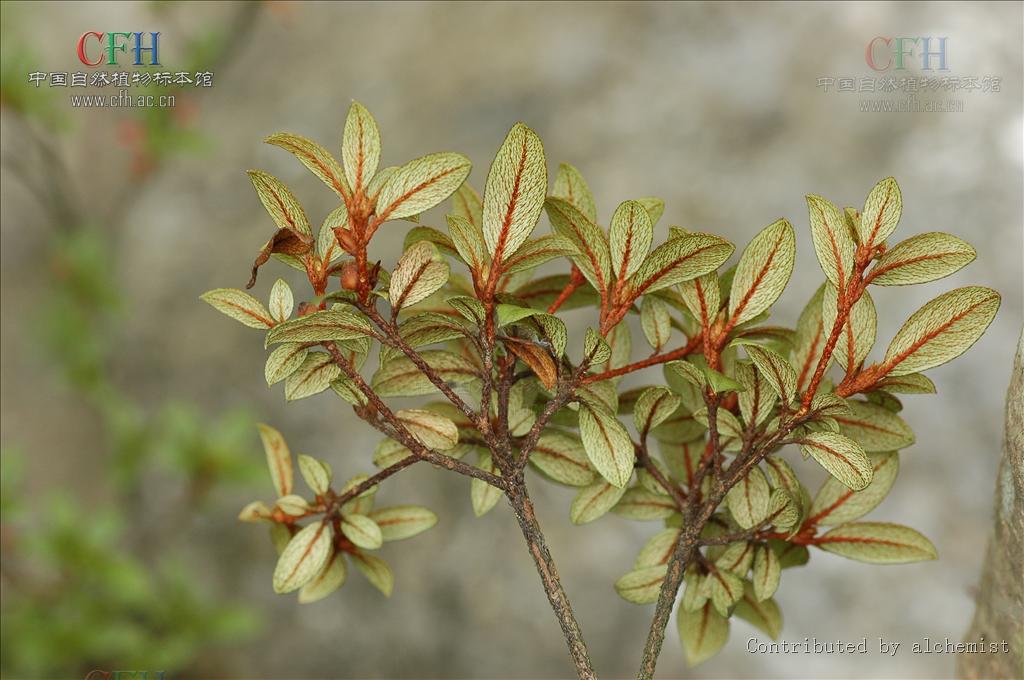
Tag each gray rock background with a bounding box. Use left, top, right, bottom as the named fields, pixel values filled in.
left=1, top=1, right=1021, bottom=678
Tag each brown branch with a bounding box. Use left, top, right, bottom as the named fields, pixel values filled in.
left=547, top=265, right=586, bottom=314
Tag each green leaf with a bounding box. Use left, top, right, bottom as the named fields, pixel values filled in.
left=752, top=544, right=780, bottom=601
left=741, top=343, right=797, bottom=406
left=318, top=205, right=347, bottom=263
left=552, top=162, right=597, bottom=223
left=810, top=451, right=898, bottom=525
left=447, top=295, right=486, bottom=325
left=238, top=500, right=272, bottom=523
left=276, top=494, right=310, bottom=516
left=273, top=520, right=333, bottom=594
left=570, top=478, right=628, bottom=524
left=578, top=404, right=635, bottom=488
left=734, top=583, right=782, bottom=638
left=598, top=322, right=632, bottom=377
left=635, top=528, right=681, bottom=568
left=390, top=241, right=450, bottom=311
left=736, top=361, right=776, bottom=428
left=792, top=284, right=827, bottom=393
left=266, top=132, right=350, bottom=199
left=374, top=438, right=413, bottom=468
left=451, top=182, right=484, bottom=229
left=496, top=303, right=540, bottom=327
left=638, top=196, right=665, bottom=225
left=351, top=551, right=394, bottom=596
left=342, top=101, right=381, bottom=191
left=881, top=286, right=1000, bottom=377
left=341, top=514, right=383, bottom=550
left=370, top=505, right=438, bottom=541
left=482, top=123, right=548, bottom=262
left=284, top=353, right=340, bottom=401
left=680, top=568, right=710, bottom=613
left=297, top=454, right=332, bottom=495
left=665, top=358, right=743, bottom=395
left=545, top=196, right=612, bottom=294
left=823, top=283, right=877, bottom=373
left=503, top=234, right=576, bottom=275
left=709, top=568, right=744, bottom=616
left=633, top=387, right=682, bottom=436
left=404, top=226, right=458, bottom=259
left=806, top=194, right=855, bottom=290
left=859, top=177, right=902, bottom=248
left=395, top=408, right=459, bottom=450
left=610, top=200, right=655, bottom=280
left=339, top=474, right=377, bottom=515
left=816, top=521, right=936, bottom=564
left=679, top=272, right=720, bottom=328
left=248, top=170, right=314, bottom=242
left=640, top=296, right=672, bottom=352
left=834, top=400, right=914, bottom=451
left=583, top=327, right=612, bottom=365
left=726, top=467, right=771, bottom=529
left=266, top=309, right=372, bottom=344
left=800, top=431, right=873, bottom=491
left=529, top=431, right=595, bottom=487
left=201, top=289, right=274, bottom=329
left=375, top=152, right=472, bottom=222
left=613, top=487, right=676, bottom=520
left=268, top=279, right=294, bottom=323
left=257, top=423, right=293, bottom=498
left=875, top=372, right=936, bottom=394
left=381, top=312, right=467, bottom=363
left=729, top=218, right=796, bottom=326
left=372, top=351, right=478, bottom=397
left=870, top=231, right=976, bottom=286
left=447, top=214, right=487, bottom=272
left=615, top=565, right=668, bottom=604
left=471, top=452, right=502, bottom=517
left=298, top=552, right=347, bottom=604
left=628, top=233, right=734, bottom=297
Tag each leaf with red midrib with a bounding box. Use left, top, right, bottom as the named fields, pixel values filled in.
left=816, top=521, right=936, bottom=564
left=482, top=123, right=548, bottom=264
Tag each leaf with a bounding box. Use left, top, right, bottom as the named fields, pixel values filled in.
left=679, top=273, right=721, bottom=329
left=792, top=284, right=827, bottom=393
left=599, top=322, right=632, bottom=377
left=266, top=131, right=350, bottom=199
left=451, top=182, right=484, bottom=229
left=342, top=101, right=381, bottom=191
left=381, top=312, right=467, bottom=363
left=339, top=474, right=377, bottom=515
left=552, top=162, right=597, bottom=223
left=876, top=372, right=936, bottom=394
left=504, top=337, right=558, bottom=390
left=201, top=289, right=274, bottom=329
left=529, top=431, right=595, bottom=487
left=276, top=494, right=310, bottom=516
left=800, top=431, right=873, bottom=491
left=708, top=568, right=744, bottom=616
left=273, top=520, right=333, bottom=594
left=248, top=228, right=313, bottom=289
left=634, top=528, right=681, bottom=568
left=447, top=295, right=486, bottom=325
left=613, top=487, right=676, bottom=520
left=395, top=408, right=459, bottom=450
left=823, top=283, right=877, bottom=373
left=859, top=177, right=902, bottom=248
left=736, top=362, right=776, bottom=428
left=268, top=279, right=294, bottom=323
left=615, top=565, right=668, bottom=604
left=482, top=123, right=548, bottom=262
left=372, top=351, right=478, bottom=397
left=609, top=200, right=655, bottom=280
left=390, top=241, right=450, bottom=310
left=296, top=454, right=332, bottom=496
left=628, top=234, right=734, bottom=297
left=726, top=467, right=771, bottom=529
left=544, top=197, right=612, bottom=294
left=834, top=400, right=914, bottom=451
left=640, top=296, right=672, bottom=352
left=375, top=152, right=472, bottom=222
left=238, top=500, right=272, bottom=523
left=633, top=387, right=682, bottom=436
left=341, top=513, right=383, bottom=550
left=447, top=214, right=487, bottom=272
left=810, top=451, right=898, bottom=525
left=583, top=327, right=612, bottom=365
left=881, top=286, right=1000, bottom=377
left=752, top=544, right=780, bottom=601
left=578, top=404, right=635, bottom=488
left=284, top=353, right=341, bottom=401
left=638, top=196, right=665, bottom=225
left=248, top=170, right=313, bottom=239
left=679, top=601, right=729, bottom=667
left=258, top=423, right=293, bottom=497
left=471, top=451, right=502, bottom=517
left=806, top=194, right=855, bottom=290
left=734, top=583, right=782, bottom=638
left=503, top=234, right=576, bottom=275
left=870, top=232, right=976, bottom=286
left=816, top=521, right=937, bottom=564
left=266, top=309, right=372, bottom=344
left=369, top=505, right=438, bottom=541
left=570, top=478, right=628, bottom=524
left=404, top=226, right=458, bottom=259
left=728, top=218, right=796, bottom=326
left=351, top=551, right=394, bottom=596
left=741, top=343, right=797, bottom=406
left=298, top=552, right=347, bottom=604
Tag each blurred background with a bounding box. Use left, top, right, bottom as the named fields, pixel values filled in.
left=1, top=2, right=1020, bottom=678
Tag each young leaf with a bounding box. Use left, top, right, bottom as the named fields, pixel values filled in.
left=806, top=194, right=855, bottom=290
left=298, top=552, right=347, bottom=604
left=342, top=101, right=381, bottom=191
left=201, top=289, right=275, bottom=329
left=823, top=283, right=877, bottom=373
left=627, top=233, right=734, bottom=297
left=736, top=361, right=776, bottom=428
left=881, top=286, right=1000, bottom=377
left=273, top=520, right=333, bottom=594
left=634, top=528, right=681, bottom=568
left=583, top=327, right=612, bottom=365
left=390, top=241, right=450, bottom=311
left=298, top=454, right=332, bottom=495
left=351, top=551, right=394, bottom=597
left=633, top=387, right=682, bottom=437
left=258, top=423, right=293, bottom=497
left=792, top=284, right=826, bottom=393
left=709, top=568, right=744, bottom=616
left=726, top=467, right=771, bottom=529
left=248, top=170, right=313, bottom=240
left=578, top=404, right=635, bottom=488
left=266, top=345, right=309, bottom=390
left=482, top=123, right=547, bottom=263
left=640, top=296, right=672, bottom=352
left=638, top=196, right=665, bottom=225
left=570, top=478, right=628, bottom=524
left=613, top=487, right=676, bottom=520
left=529, top=431, right=595, bottom=487
left=268, top=279, right=294, bottom=323
left=734, top=583, right=782, bottom=639
left=266, top=132, right=350, bottom=199
left=800, top=431, right=873, bottom=491
left=752, top=544, right=781, bottom=601
left=679, top=601, right=729, bottom=667
left=816, top=521, right=937, bottom=564
left=615, top=565, right=668, bottom=604
left=870, top=232, right=976, bottom=286
left=372, top=351, right=478, bottom=397
left=679, top=272, right=721, bottom=329
left=552, top=162, right=597, bottom=223
left=544, top=197, right=612, bottom=294
left=341, top=513, right=383, bottom=550
left=375, top=152, right=472, bottom=222
left=266, top=309, right=372, bottom=344
left=369, top=506, right=438, bottom=541
left=834, top=401, right=914, bottom=451
left=810, top=451, right=898, bottom=525
left=741, top=343, right=797, bottom=406
left=395, top=408, right=459, bottom=450
left=610, top=200, right=655, bottom=280
left=859, top=177, right=902, bottom=248
left=502, top=234, right=576, bottom=275
left=729, top=218, right=796, bottom=326
left=284, top=353, right=341, bottom=401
